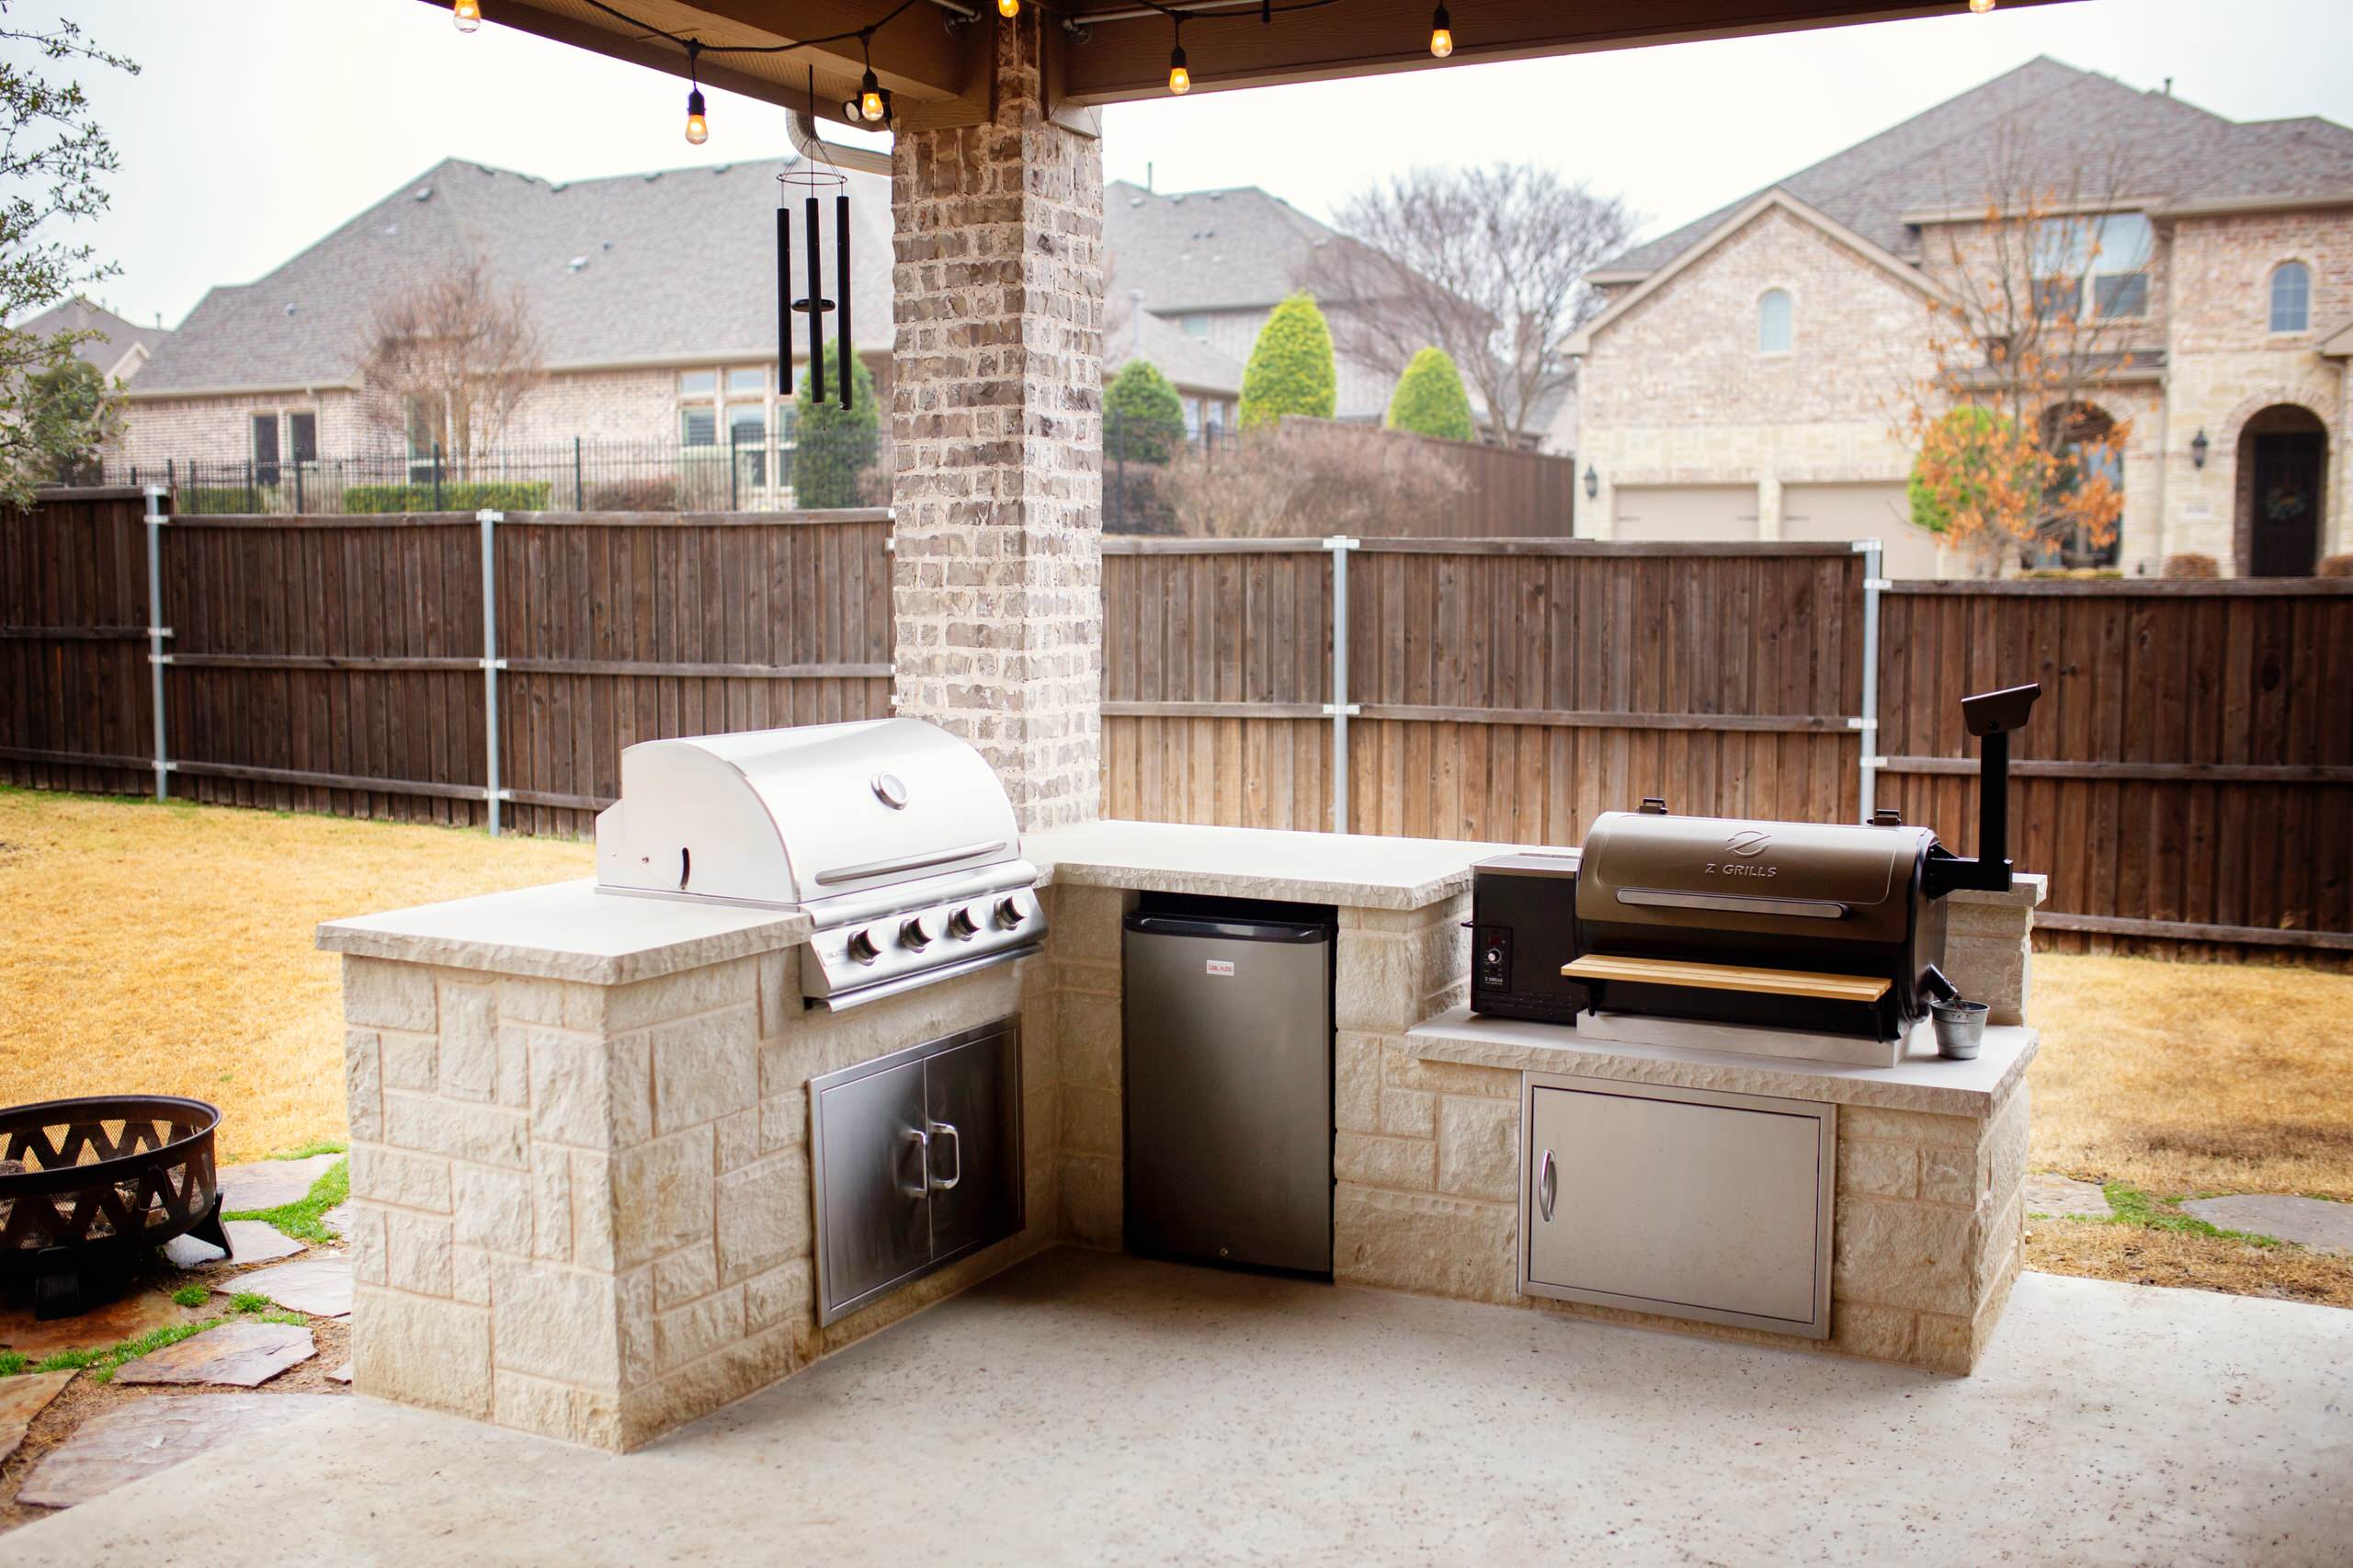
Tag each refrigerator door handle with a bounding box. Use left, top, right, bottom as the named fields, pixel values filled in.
left=926, top=1119, right=961, bottom=1191
left=1537, top=1147, right=1557, bottom=1222
left=900, top=1126, right=932, bottom=1199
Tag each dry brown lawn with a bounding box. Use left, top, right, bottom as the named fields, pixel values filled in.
left=2027, top=951, right=2353, bottom=1201
left=2023, top=950, right=2353, bottom=1306
left=0, top=790, right=589, bottom=1161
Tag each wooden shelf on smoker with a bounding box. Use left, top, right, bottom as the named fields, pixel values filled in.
left=1563, top=954, right=1891, bottom=1005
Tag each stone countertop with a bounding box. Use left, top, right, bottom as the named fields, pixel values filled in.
left=1405, top=1005, right=2037, bottom=1117
left=1024, top=820, right=1543, bottom=911
left=315, top=879, right=810, bottom=986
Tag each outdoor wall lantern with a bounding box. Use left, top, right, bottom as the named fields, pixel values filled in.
left=1584, top=464, right=1599, bottom=500
left=2190, top=428, right=2210, bottom=470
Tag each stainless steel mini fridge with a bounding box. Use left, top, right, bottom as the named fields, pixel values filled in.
left=1122, top=901, right=1335, bottom=1276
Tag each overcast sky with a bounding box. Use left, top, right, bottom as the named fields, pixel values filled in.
left=17, top=0, right=2353, bottom=330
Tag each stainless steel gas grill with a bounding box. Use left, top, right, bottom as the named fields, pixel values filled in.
left=594, top=719, right=1047, bottom=1010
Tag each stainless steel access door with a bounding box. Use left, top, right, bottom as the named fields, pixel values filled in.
left=1123, top=913, right=1333, bottom=1275
left=1520, top=1074, right=1834, bottom=1338
left=810, top=1018, right=1025, bottom=1326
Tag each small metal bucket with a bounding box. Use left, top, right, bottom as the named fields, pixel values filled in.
left=1931, top=999, right=1989, bottom=1060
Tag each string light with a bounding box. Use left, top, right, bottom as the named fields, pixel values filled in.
left=998, top=0, right=1019, bottom=15
left=1968, top=0, right=1995, bottom=9
left=858, top=29, right=887, bottom=120
left=683, top=40, right=709, bottom=144
left=1428, top=5, right=1451, bottom=58
left=1168, top=18, right=1189, bottom=95
left=452, top=0, right=482, bottom=31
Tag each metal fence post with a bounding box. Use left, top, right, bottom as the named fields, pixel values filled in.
left=144, top=485, right=172, bottom=801
left=480, top=508, right=504, bottom=836
left=1323, top=535, right=1361, bottom=833
left=574, top=436, right=584, bottom=508
left=1853, top=539, right=1886, bottom=824
left=434, top=442, right=446, bottom=511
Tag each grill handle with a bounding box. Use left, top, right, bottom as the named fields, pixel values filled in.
left=1535, top=1147, right=1557, bottom=1222
left=900, top=1126, right=931, bottom=1199
left=1615, top=889, right=1848, bottom=920
left=814, top=839, right=1006, bottom=888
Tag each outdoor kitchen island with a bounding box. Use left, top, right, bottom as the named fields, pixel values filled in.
left=321, top=819, right=2042, bottom=1453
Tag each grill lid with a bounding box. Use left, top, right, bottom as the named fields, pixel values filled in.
left=1576, top=810, right=1938, bottom=944
left=595, top=719, right=1021, bottom=909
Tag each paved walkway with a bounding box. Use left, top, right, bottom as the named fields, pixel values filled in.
left=3, top=1252, right=2347, bottom=1567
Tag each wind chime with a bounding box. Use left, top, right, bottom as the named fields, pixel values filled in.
left=779, top=65, right=862, bottom=412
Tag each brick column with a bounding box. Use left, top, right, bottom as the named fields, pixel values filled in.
left=889, top=17, right=1105, bottom=831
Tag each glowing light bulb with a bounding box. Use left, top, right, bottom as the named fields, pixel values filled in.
left=998, top=0, right=1019, bottom=15
left=1429, top=6, right=1451, bottom=57
left=1968, top=0, right=1995, bottom=10
left=859, top=68, right=886, bottom=121
left=452, top=0, right=482, bottom=31
left=1168, top=44, right=1189, bottom=95
left=685, top=87, right=709, bottom=145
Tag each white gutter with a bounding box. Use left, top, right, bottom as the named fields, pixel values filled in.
left=790, top=108, right=892, bottom=179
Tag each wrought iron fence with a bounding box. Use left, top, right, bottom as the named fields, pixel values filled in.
left=98, top=423, right=886, bottom=515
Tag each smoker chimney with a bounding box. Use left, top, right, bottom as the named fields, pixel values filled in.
left=1923, top=683, right=2041, bottom=898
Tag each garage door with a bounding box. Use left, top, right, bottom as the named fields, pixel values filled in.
left=1780, top=483, right=1943, bottom=579
left=1611, top=485, right=1758, bottom=543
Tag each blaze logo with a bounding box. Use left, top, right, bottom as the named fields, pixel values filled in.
left=1724, top=829, right=1772, bottom=858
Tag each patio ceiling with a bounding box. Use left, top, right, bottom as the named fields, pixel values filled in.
left=428, top=0, right=2082, bottom=131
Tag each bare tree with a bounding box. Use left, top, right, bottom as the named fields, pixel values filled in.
left=1892, top=117, right=2154, bottom=572
left=1298, top=164, right=1634, bottom=447
left=358, top=260, right=545, bottom=460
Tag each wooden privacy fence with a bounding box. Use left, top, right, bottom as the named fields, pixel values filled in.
left=1103, top=535, right=2353, bottom=962
left=8, top=492, right=2347, bottom=961
left=1, top=487, right=892, bottom=836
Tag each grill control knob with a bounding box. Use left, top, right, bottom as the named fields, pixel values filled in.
left=993, top=895, right=1025, bottom=930
left=947, top=904, right=982, bottom=939
left=846, top=927, right=881, bottom=964
left=899, top=913, right=938, bottom=950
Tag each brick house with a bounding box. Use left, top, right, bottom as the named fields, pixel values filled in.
left=122, top=161, right=1444, bottom=490
left=1569, top=57, right=2353, bottom=577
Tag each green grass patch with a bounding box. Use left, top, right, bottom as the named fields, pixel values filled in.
left=170, top=1283, right=210, bottom=1308
left=4, top=1309, right=312, bottom=1381
left=225, top=1155, right=347, bottom=1244
left=272, top=1141, right=347, bottom=1160
left=229, top=1290, right=273, bottom=1313
left=2072, top=1181, right=2286, bottom=1247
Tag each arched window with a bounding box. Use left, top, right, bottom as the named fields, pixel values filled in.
left=2269, top=262, right=2311, bottom=333
left=1758, top=289, right=1792, bottom=354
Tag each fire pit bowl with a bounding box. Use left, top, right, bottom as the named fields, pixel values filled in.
left=0, top=1096, right=230, bottom=1320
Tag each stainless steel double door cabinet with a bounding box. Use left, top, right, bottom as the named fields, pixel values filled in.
left=1123, top=906, right=1335, bottom=1276
left=810, top=1018, right=1022, bottom=1325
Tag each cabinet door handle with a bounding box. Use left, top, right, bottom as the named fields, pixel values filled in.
left=1536, top=1147, right=1557, bottom=1222
left=927, top=1119, right=961, bottom=1191
left=901, top=1126, right=931, bottom=1199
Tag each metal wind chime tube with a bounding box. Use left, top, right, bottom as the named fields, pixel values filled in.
left=835, top=193, right=853, bottom=413
left=777, top=203, right=792, bottom=391
left=805, top=194, right=825, bottom=403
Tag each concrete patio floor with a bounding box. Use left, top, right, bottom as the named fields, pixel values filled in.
left=5, top=1250, right=2347, bottom=1567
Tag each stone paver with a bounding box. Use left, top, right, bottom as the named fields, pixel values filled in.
left=328, top=1361, right=353, bottom=1384
left=112, top=1322, right=317, bottom=1388
left=0, top=1288, right=193, bottom=1358
left=2024, top=1174, right=2112, bottom=1219
left=0, top=1369, right=75, bottom=1466
left=222, top=1219, right=306, bottom=1263
left=321, top=1203, right=352, bottom=1234
left=14, top=1393, right=338, bottom=1509
left=215, top=1153, right=341, bottom=1213
left=231, top=1255, right=352, bottom=1319
left=2181, top=1194, right=2353, bottom=1255
left=161, top=1231, right=227, bottom=1268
